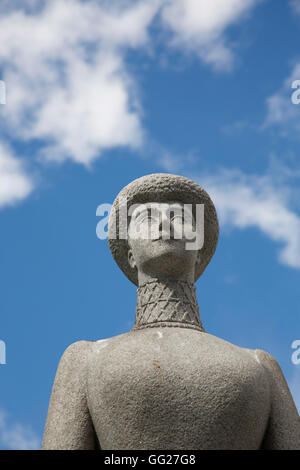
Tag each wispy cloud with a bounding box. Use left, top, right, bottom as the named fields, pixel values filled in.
left=161, top=0, right=262, bottom=71
left=0, top=408, right=40, bottom=450
left=0, top=142, right=33, bottom=208
left=195, top=167, right=300, bottom=270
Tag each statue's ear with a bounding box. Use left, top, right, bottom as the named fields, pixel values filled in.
left=128, top=248, right=136, bottom=270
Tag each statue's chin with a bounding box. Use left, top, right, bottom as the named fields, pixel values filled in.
left=139, top=248, right=194, bottom=279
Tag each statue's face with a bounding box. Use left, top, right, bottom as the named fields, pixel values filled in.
left=127, top=201, right=201, bottom=282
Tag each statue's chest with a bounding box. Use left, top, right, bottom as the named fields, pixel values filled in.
left=87, top=331, right=270, bottom=449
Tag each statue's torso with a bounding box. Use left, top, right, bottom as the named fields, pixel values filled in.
left=87, top=328, right=270, bottom=450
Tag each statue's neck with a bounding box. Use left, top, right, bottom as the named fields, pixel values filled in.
left=132, top=278, right=205, bottom=332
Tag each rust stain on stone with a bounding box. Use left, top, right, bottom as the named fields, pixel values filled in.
left=153, top=359, right=160, bottom=369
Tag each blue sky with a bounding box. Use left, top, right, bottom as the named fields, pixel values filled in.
left=0, top=0, right=300, bottom=449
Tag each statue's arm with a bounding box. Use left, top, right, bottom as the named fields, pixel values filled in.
left=42, top=341, right=97, bottom=450
left=256, top=349, right=300, bottom=450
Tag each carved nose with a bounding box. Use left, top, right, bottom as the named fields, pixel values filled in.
left=158, top=214, right=174, bottom=239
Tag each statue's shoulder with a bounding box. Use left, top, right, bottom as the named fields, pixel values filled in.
left=207, top=336, right=282, bottom=377
left=61, top=339, right=93, bottom=355
left=246, top=348, right=286, bottom=379
left=244, top=347, right=280, bottom=370
left=59, top=333, right=129, bottom=366
left=203, top=334, right=275, bottom=364
left=242, top=347, right=288, bottom=385
left=56, top=340, right=95, bottom=374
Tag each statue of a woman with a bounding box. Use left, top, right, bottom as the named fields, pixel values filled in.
left=42, top=173, right=300, bottom=450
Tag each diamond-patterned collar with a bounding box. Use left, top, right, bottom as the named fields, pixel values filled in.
left=133, top=279, right=204, bottom=332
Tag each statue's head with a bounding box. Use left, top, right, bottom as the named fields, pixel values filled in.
left=108, top=173, right=219, bottom=286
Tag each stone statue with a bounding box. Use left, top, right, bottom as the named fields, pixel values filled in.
left=42, top=173, right=300, bottom=450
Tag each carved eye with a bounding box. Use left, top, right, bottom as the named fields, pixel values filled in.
left=136, top=214, right=156, bottom=225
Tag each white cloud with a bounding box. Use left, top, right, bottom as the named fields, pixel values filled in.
left=160, top=0, right=262, bottom=70
left=264, top=63, right=300, bottom=134
left=197, top=168, right=300, bottom=269
left=0, top=408, right=40, bottom=450
left=0, top=0, right=265, bottom=207
left=0, top=0, right=264, bottom=170
left=0, top=142, right=33, bottom=208
left=0, top=0, right=158, bottom=165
